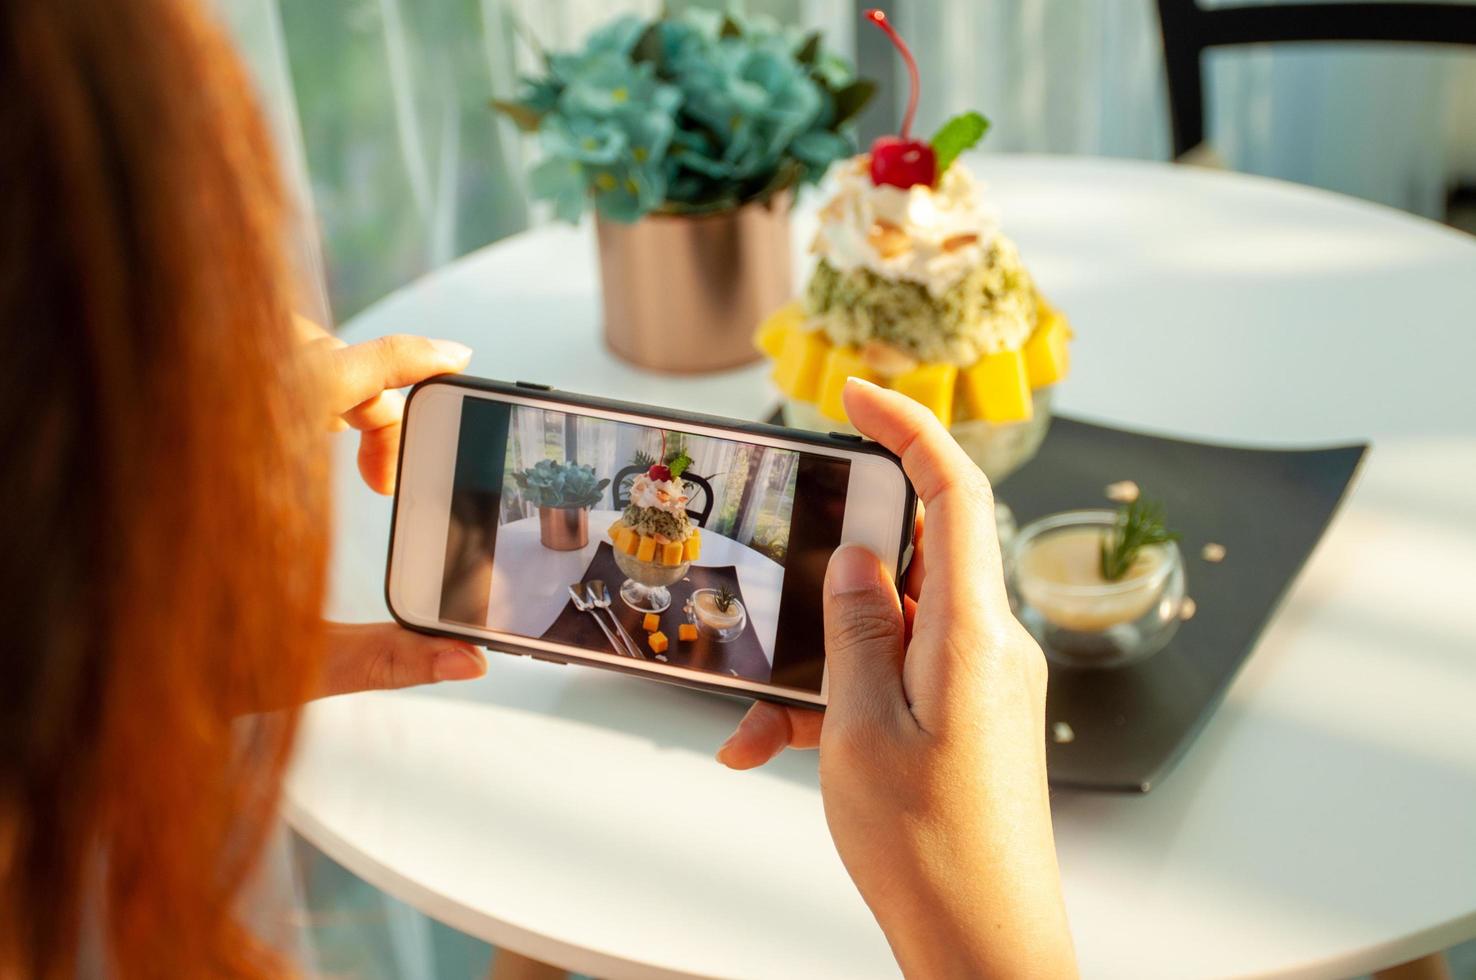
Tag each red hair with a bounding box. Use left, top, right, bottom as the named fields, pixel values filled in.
left=0, top=0, right=327, bottom=974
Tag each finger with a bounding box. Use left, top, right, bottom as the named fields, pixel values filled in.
left=343, top=388, right=406, bottom=433
left=317, top=622, right=486, bottom=698
left=716, top=702, right=823, bottom=769
left=325, top=335, right=472, bottom=416
left=358, top=424, right=402, bottom=495
left=822, top=544, right=912, bottom=735
left=842, top=378, right=1006, bottom=613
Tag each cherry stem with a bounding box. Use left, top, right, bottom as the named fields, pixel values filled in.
left=865, top=9, right=919, bottom=141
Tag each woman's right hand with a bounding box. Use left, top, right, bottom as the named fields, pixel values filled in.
left=720, top=379, right=1077, bottom=978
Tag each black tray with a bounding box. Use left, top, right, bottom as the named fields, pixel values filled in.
left=769, top=408, right=1365, bottom=793
left=999, top=417, right=1365, bottom=792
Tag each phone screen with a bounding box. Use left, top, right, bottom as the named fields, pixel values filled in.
left=434, top=397, right=854, bottom=698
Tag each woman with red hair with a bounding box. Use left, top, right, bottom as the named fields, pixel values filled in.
left=0, top=1, right=1072, bottom=975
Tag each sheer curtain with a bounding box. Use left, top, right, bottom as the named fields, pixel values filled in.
left=895, top=0, right=1476, bottom=219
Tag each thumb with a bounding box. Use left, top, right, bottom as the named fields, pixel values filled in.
left=823, top=545, right=907, bottom=728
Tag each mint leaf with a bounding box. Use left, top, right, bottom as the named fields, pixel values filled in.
left=668, top=452, right=693, bottom=480
left=930, top=111, right=990, bottom=176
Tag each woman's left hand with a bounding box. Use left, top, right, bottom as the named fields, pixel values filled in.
left=315, top=623, right=488, bottom=699
left=295, top=315, right=472, bottom=495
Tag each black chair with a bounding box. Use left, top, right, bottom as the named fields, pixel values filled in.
left=610, top=465, right=715, bottom=528
left=1156, top=0, right=1476, bottom=159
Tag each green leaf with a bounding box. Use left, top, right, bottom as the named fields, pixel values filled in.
left=796, top=31, right=821, bottom=65
left=831, top=80, right=876, bottom=128
left=490, top=99, right=543, bottom=133
left=668, top=452, right=693, bottom=479
left=929, top=111, right=990, bottom=175
left=720, top=14, right=743, bottom=38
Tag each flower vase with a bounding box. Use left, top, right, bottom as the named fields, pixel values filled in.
left=539, top=506, right=589, bottom=551
left=596, top=192, right=793, bottom=374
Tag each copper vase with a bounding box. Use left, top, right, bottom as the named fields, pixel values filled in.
left=539, top=506, right=588, bottom=551
left=596, top=192, right=793, bottom=374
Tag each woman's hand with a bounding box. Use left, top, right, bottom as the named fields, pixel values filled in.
left=294, top=315, right=472, bottom=494
left=314, top=623, right=487, bottom=699
left=718, top=379, right=1076, bottom=978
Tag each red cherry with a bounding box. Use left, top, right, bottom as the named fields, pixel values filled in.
left=648, top=464, right=672, bottom=482
left=870, top=136, right=936, bottom=189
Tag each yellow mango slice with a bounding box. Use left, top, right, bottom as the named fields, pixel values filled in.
left=889, top=363, right=959, bottom=428
left=1024, top=311, right=1070, bottom=389
left=683, top=533, right=701, bottom=562
left=642, top=612, right=661, bottom=632
left=648, top=631, right=669, bottom=654
left=636, top=535, right=657, bottom=563
left=772, top=328, right=831, bottom=402
left=614, top=527, right=639, bottom=555
left=661, top=541, right=685, bottom=566
left=755, top=301, right=804, bottom=359
left=678, top=623, right=698, bottom=642
left=963, top=350, right=1033, bottom=423
left=815, top=346, right=876, bottom=422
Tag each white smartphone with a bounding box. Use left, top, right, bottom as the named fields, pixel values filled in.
left=386, top=377, right=917, bottom=709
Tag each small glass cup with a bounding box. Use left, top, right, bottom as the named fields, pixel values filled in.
left=613, top=550, right=690, bottom=613
left=1006, top=509, right=1185, bottom=669
left=686, top=588, right=748, bottom=643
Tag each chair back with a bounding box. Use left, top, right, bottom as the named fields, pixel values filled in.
left=610, top=466, right=715, bottom=528
left=1156, top=1, right=1476, bottom=158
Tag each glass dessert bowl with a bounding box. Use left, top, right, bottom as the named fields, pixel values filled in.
left=1006, top=509, right=1185, bottom=669
left=607, top=460, right=702, bottom=613
left=687, top=586, right=747, bottom=643
left=754, top=13, right=1070, bottom=497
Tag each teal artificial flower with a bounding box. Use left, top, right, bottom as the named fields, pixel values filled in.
left=494, top=9, right=872, bottom=223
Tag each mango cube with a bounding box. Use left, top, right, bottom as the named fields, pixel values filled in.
left=683, top=532, right=701, bottom=562
left=642, top=612, right=661, bottom=632
left=661, top=541, right=685, bottom=566
left=1023, top=312, right=1069, bottom=389
left=606, top=522, right=619, bottom=541
left=755, top=301, right=804, bottom=359
left=635, top=535, right=657, bottom=563
left=816, top=346, right=876, bottom=422
left=889, top=363, right=959, bottom=428
left=772, top=328, right=830, bottom=402
left=614, top=527, right=640, bottom=555
left=678, top=623, right=698, bottom=642
left=963, top=349, right=1033, bottom=423
left=648, top=631, right=669, bottom=654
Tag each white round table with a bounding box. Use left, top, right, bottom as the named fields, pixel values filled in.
left=286, top=155, right=1476, bottom=979
left=486, top=509, right=783, bottom=661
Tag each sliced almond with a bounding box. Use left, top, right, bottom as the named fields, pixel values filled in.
left=861, top=340, right=918, bottom=379
left=867, top=219, right=911, bottom=259
left=1201, top=542, right=1226, bottom=563
left=1180, top=596, right=1197, bottom=621
left=1052, top=721, right=1075, bottom=744
left=1105, top=480, right=1140, bottom=503
left=942, top=233, right=980, bottom=253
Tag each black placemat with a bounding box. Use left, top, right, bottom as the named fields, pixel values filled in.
left=766, top=408, right=1365, bottom=793
left=542, top=542, right=773, bottom=684
left=1001, top=418, right=1365, bottom=792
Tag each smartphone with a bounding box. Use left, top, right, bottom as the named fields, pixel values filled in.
left=385, top=377, right=916, bottom=709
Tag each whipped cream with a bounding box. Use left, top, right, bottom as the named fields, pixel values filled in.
left=812, top=157, right=1000, bottom=298
left=629, top=474, right=690, bottom=516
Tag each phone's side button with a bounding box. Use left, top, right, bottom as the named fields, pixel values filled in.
left=531, top=655, right=568, bottom=666
left=828, top=431, right=864, bottom=442
left=515, top=380, right=553, bottom=391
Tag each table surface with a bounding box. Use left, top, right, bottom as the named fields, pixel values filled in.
left=487, top=509, right=783, bottom=662
left=285, top=154, right=1476, bottom=979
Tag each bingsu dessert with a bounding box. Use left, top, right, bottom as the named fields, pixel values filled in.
left=756, top=8, right=1071, bottom=482
left=607, top=454, right=702, bottom=612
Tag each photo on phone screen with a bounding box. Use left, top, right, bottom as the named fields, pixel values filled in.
left=434, top=397, right=856, bottom=698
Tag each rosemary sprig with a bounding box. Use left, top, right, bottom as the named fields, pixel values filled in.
left=715, top=585, right=738, bottom=614
left=1100, top=498, right=1179, bottom=582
